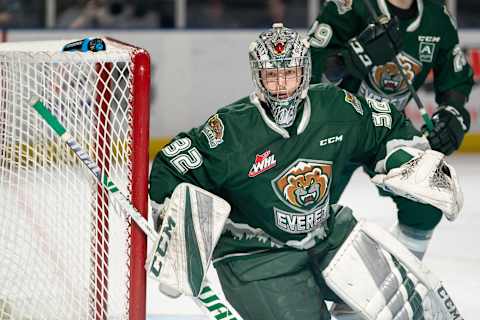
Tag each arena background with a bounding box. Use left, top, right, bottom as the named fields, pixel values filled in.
left=3, top=28, right=479, bottom=157
left=1, top=1, right=478, bottom=318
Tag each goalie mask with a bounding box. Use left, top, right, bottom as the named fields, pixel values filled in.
left=249, top=23, right=311, bottom=127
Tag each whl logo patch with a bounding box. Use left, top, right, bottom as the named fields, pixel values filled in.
left=248, top=150, right=277, bottom=177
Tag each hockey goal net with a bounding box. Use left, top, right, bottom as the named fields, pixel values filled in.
left=0, top=38, right=150, bottom=320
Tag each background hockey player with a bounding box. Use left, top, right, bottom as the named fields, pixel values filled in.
left=308, top=0, right=473, bottom=262
left=149, top=24, right=462, bottom=319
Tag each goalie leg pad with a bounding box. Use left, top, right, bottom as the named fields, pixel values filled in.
left=146, top=183, right=231, bottom=297
left=322, top=220, right=464, bottom=319
left=330, top=302, right=362, bottom=319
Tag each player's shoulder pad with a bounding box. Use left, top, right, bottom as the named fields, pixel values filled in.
left=423, top=0, right=458, bottom=32
left=323, top=0, right=355, bottom=15
left=309, top=84, right=367, bottom=121
left=197, top=96, right=257, bottom=150
left=423, top=0, right=451, bottom=14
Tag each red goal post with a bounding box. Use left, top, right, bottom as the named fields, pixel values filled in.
left=0, top=37, right=150, bottom=320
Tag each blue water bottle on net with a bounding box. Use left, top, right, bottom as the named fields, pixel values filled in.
left=62, top=38, right=106, bottom=52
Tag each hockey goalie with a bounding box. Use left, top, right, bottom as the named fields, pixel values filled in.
left=146, top=23, right=465, bottom=320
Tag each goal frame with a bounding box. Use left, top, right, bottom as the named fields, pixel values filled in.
left=109, top=37, right=150, bottom=320
left=0, top=37, right=150, bottom=320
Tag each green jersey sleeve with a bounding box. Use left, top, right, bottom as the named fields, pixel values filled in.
left=149, top=113, right=232, bottom=204
left=432, top=6, right=474, bottom=108
left=308, top=0, right=368, bottom=83
left=311, top=85, right=427, bottom=173
left=346, top=91, right=427, bottom=172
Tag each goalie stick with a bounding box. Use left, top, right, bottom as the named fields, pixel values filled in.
left=31, top=97, right=243, bottom=320
left=361, top=0, right=434, bottom=132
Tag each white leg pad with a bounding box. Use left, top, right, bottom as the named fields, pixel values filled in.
left=146, top=183, right=231, bottom=298
left=330, top=302, right=362, bottom=320
left=322, top=220, right=464, bottom=320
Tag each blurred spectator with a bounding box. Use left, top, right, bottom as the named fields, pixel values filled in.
left=187, top=0, right=305, bottom=28
left=0, top=0, right=43, bottom=28
left=150, top=0, right=175, bottom=28
left=0, top=1, right=15, bottom=27
left=58, top=0, right=159, bottom=28
left=267, top=0, right=286, bottom=24
left=458, top=1, right=480, bottom=28
left=56, top=0, right=87, bottom=28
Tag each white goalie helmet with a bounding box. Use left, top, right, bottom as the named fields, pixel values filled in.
left=249, top=23, right=311, bottom=127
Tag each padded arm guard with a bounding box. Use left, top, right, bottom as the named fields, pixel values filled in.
left=371, top=147, right=463, bottom=221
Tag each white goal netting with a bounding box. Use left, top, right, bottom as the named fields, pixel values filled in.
left=0, top=39, right=150, bottom=320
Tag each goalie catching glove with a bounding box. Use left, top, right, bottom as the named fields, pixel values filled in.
left=371, top=147, right=463, bottom=221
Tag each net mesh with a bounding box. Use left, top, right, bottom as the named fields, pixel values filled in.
left=0, top=40, right=145, bottom=320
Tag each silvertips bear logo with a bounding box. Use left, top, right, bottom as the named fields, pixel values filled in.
left=271, top=160, right=331, bottom=234
left=201, top=114, right=224, bottom=149
left=370, top=52, right=422, bottom=95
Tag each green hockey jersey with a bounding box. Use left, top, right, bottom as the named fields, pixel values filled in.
left=149, top=84, right=428, bottom=261
left=309, top=0, right=474, bottom=111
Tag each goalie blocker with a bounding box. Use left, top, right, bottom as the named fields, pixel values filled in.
left=146, top=183, right=244, bottom=320
left=146, top=183, right=231, bottom=297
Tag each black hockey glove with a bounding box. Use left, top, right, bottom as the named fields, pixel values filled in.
left=426, top=105, right=470, bottom=155
left=342, top=16, right=402, bottom=78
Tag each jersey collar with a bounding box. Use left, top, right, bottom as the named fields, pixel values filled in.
left=377, top=0, right=423, bottom=32
left=250, top=92, right=311, bottom=139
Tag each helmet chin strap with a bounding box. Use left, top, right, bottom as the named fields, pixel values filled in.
left=256, top=89, right=309, bottom=128
left=300, top=87, right=309, bottom=99
left=255, top=92, right=289, bottom=127
left=256, top=92, right=276, bottom=121
left=256, top=91, right=266, bottom=103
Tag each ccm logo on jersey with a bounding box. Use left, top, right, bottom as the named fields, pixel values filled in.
left=418, top=36, right=441, bottom=43
left=248, top=150, right=277, bottom=177
left=319, top=135, right=343, bottom=147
